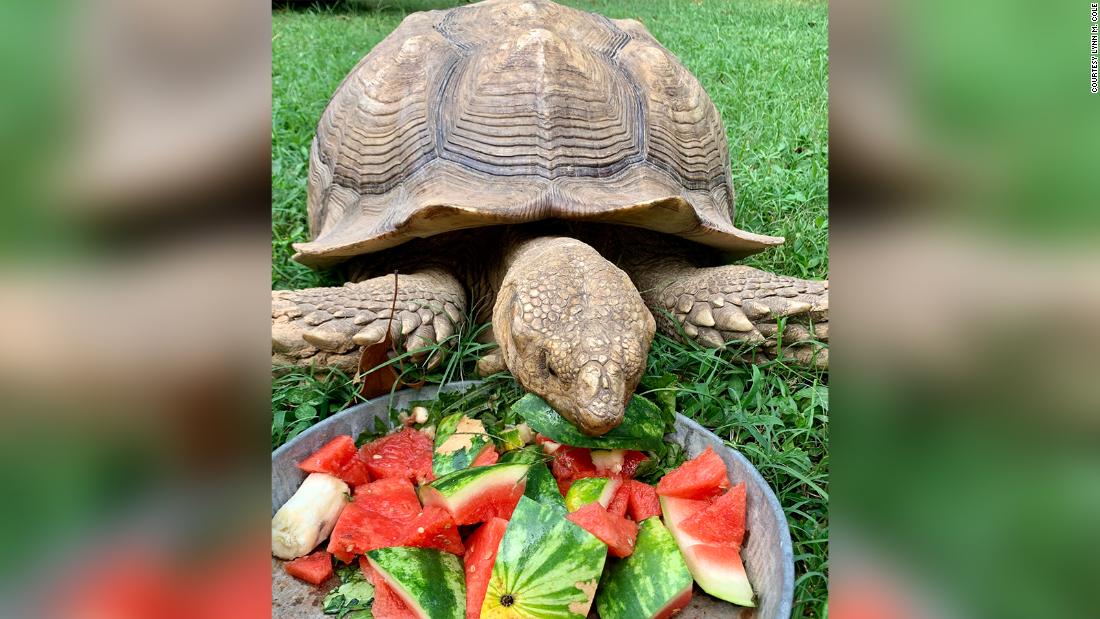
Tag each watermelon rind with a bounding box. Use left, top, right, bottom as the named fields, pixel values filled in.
left=421, top=462, right=530, bottom=512
left=366, top=546, right=465, bottom=619
left=595, top=518, right=693, bottom=619
left=680, top=544, right=755, bottom=607
left=590, top=449, right=625, bottom=474
left=511, top=394, right=666, bottom=451
left=659, top=495, right=707, bottom=548
left=481, top=496, right=607, bottom=618
left=433, top=413, right=493, bottom=477
left=498, top=447, right=566, bottom=513
left=564, top=477, right=622, bottom=512
left=499, top=445, right=543, bottom=465
left=660, top=496, right=756, bottom=607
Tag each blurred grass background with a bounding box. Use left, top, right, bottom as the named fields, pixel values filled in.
left=272, top=0, right=829, bottom=616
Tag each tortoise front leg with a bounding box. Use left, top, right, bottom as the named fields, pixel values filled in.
left=631, top=261, right=828, bottom=367
left=272, top=268, right=466, bottom=373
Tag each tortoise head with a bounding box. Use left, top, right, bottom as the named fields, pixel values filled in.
left=493, top=237, right=656, bottom=436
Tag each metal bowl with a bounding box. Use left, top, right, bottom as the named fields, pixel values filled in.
left=272, top=381, right=794, bottom=618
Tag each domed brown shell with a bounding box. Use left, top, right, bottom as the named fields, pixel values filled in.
left=294, top=0, right=783, bottom=268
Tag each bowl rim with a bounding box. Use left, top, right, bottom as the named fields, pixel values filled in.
left=272, top=380, right=794, bottom=619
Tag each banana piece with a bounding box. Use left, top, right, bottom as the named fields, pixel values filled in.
left=271, top=472, right=350, bottom=560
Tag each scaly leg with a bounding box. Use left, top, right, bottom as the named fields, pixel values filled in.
left=272, top=268, right=466, bottom=373
left=631, top=260, right=828, bottom=367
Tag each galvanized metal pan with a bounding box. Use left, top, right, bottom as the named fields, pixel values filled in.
left=272, top=381, right=793, bottom=619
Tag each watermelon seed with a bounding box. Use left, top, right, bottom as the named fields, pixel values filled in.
left=500, top=594, right=514, bottom=607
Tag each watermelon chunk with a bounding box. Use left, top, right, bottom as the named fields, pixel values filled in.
left=327, top=477, right=421, bottom=562
left=656, top=446, right=730, bottom=499
left=564, top=477, right=622, bottom=512
left=463, top=518, right=508, bottom=619
left=470, top=445, right=499, bottom=467
left=659, top=495, right=711, bottom=547
left=595, top=519, right=693, bottom=619
left=680, top=482, right=746, bottom=549
left=433, top=413, right=493, bottom=477
left=625, top=480, right=662, bottom=521
left=361, top=558, right=419, bottom=619
left=481, top=496, right=606, bottom=618
left=335, top=457, right=371, bottom=486
left=550, top=445, right=597, bottom=482
left=679, top=544, right=755, bottom=607
left=566, top=502, right=639, bottom=558
left=419, top=462, right=528, bottom=525
left=298, top=435, right=356, bottom=475
left=373, top=579, right=418, bottom=619
left=620, top=450, right=649, bottom=478
left=660, top=495, right=755, bottom=606
left=367, top=547, right=465, bottom=619
left=404, top=506, right=465, bottom=555
left=283, top=550, right=333, bottom=586
left=607, top=484, right=629, bottom=517
left=360, top=428, right=434, bottom=483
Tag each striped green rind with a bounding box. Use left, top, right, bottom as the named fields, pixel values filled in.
left=433, top=413, right=492, bottom=477
left=499, top=446, right=542, bottom=465
left=366, top=546, right=465, bottom=619
left=564, top=477, right=620, bottom=512
left=481, top=496, right=607, bottom=619
left=595, top=518, right=693, bottom=619
left=500, top=447, right=566, bottom=515
left=424, top=462, right=530, bottom=500
left=511, top=394, right=665, bottom=450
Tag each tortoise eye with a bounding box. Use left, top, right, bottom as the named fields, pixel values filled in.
left=540, top=349, right=558, bottom=379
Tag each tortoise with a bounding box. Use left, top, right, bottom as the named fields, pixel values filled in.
left=272, top=0, right=828, bottom=436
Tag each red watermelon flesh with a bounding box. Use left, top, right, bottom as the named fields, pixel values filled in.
left=471, top=445, right=499, bottom=467
left=420, top=464, right=529, bottom=526
left=566, top=502, right=639, bottom=558
left=620, top=450, right=649, bottom=478
left=550, top=446, right=597, bottom=482
left=403, top=506, right=465, bottom=555
left=680, top=482, right=746, bottom=549
left=656, top=447, right=730, bottom=499
left=607, top=484, right=629, bottom=517
left=463, top=517, right=509, bottom=619
left=336, top=456, right=371, bottom=486
left=442, top=478, right=524, bottom=526
left=327, top=501, right=372, bottom=563
left=327, top=478, right=422, bottom=562
left=359, top=428, right=434, bottom=483
left=373, top=580, right=418, bottom=619
left=659, top=495, right=713, bottom=548
left=625, top=480, right=662, bottom=522
left=298, top=435, right=356, bottom=475
left=283, top=550, right=333, bottom=586
left=556, top=478, right=573, bottom=497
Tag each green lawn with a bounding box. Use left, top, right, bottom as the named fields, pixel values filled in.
left=273, top=1, right=828, bottom=616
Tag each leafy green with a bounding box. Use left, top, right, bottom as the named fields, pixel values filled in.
left=322, top=563, right=375, bottom=618
left=634, top=441, right=686, bottom=486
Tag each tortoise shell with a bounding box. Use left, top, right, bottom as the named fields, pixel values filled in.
left=295, top=0, right=783, bottom=268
